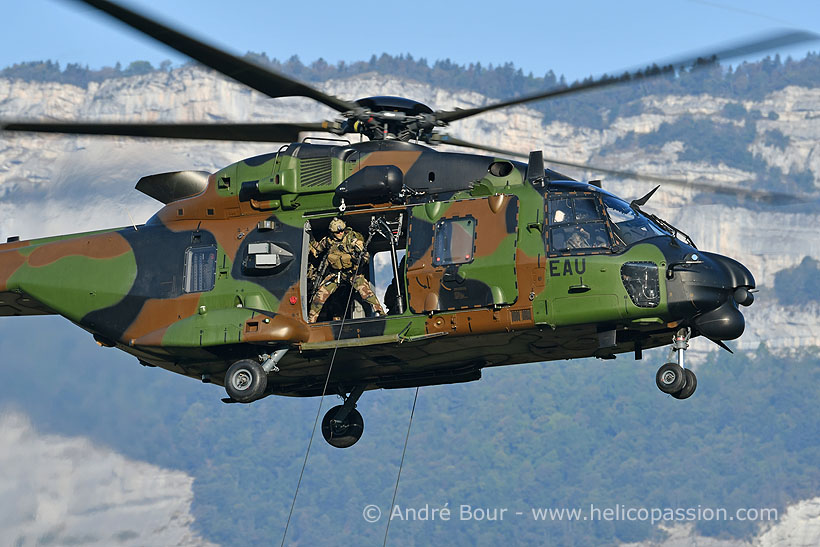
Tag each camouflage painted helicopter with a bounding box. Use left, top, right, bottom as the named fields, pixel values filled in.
left=1, top=0, right=812, bottom=447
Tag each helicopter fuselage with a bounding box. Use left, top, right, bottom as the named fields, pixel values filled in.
left=0, top=140, right=755, bottom=397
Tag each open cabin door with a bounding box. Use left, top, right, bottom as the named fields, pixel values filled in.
left=406, top=195, right=519, bottom=313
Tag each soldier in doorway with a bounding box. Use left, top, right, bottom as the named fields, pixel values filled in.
left=308, top=217, right=384, bottom=323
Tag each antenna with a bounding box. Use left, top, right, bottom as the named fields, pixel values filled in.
left=117, top=204, right=139, bottom=231
left=526, top=150, right=545, bottom=186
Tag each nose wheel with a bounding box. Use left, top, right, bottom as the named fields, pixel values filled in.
left=655, top=328, right=697, bottom=400
left=656, top=362, right=686, bottom=393
left=672, top=368, right=697, bottom=399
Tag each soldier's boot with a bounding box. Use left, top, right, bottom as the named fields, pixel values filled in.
left=366, top=295, right=384, bottom=315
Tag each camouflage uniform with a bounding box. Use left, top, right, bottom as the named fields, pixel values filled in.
left=308, top=225, right=384, bottom=323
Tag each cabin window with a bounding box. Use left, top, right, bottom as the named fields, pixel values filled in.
left=184, top=245, right=217, bottom=293
left=547, top=195, right=611, bottom=254
left=433, top=216, right=476, bottom=266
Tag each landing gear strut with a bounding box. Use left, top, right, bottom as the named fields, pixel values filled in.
left=655, top=328, right=697, bottom=399
left=322, top=386, right=365, bottom=448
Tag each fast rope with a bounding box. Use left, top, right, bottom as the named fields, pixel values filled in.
left=281, top=241, right=371, bottom=546
left=383, top=386, right=420, bottom=547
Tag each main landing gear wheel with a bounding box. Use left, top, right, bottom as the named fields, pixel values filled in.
left=672, top=368, right=698, bottom=400
left=224, top=359, right=267, bottom=403
left=656, top=362, right=686, bottom=394
left=322, top=405, right=364, bottom=448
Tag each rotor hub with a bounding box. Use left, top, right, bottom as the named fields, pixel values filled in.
left=340, top=96, right=439, bottom=141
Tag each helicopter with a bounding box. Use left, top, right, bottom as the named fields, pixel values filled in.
left=0, top=0, right=812, bottom=448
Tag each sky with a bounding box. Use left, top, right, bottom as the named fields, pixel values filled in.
left=2, top=0, right=819, bottom=86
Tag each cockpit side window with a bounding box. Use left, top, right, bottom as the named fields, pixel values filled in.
left=573, top=197, right=599, bottom=221
left=602, top=195, right=667, bottom=247
left=547, top=194, right=611, bottom=255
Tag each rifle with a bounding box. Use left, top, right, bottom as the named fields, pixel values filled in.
left=308, top=252, right=329, bottom=304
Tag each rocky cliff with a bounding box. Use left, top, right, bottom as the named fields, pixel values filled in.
left=624, top=497, right=820, bottom=547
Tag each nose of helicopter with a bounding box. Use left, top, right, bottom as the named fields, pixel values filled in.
left=666, top=251, right=756, bottom=340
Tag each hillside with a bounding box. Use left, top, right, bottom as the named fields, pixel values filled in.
left=0, top=319, right=818, bottom=545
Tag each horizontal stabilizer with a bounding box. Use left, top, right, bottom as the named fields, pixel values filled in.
left=0, top=291, right=55, bottom=317
left=136, top=170, right=210, bottom=204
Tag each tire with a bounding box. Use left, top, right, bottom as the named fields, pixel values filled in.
left=224, top=359, right=267, bottom=403
left=672, top=368, right=698, bottom=400
left=656, top=362, right=686, bottom=394
left=321, top=405, right=364, bottom=448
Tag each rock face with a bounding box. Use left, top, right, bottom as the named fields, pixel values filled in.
left=622, top=496, right=820, bottom=547
left=1, top=67, right=818, bottom=354
left=0, top=411, right=214, bottom=547
left=757, top=497, right=820, bottom=547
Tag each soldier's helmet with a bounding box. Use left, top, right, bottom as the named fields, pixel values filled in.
left=329, top=217, right=346, bottom=233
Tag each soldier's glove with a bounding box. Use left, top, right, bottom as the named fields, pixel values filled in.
left=350, top=249, right=368, bottom=265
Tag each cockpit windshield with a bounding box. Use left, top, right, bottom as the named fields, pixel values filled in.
left=602, top=195, right=668, bottom=246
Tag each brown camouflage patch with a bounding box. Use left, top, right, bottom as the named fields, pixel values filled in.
left=0, top=240, right=30, bottom=251
left=152, top=175, right=275, bottom=262
left=0, top=250, right=27, bottom=291
left=156, top=216, right=263, bottom=263
left=358, top=150, right=423, bottom=175
left=122, top=293, right=202, bottom=343
left=516, top=248, right=544, bottom=304
left=275, top=281, right=303, bottom=317
left=243, top=314, right=310, bottom=343
left=208, top=218, right=263, bottom=263
left=424, top=308, right=515, bottom=336
left=27, top=233, right=131, bottom=267
left=406, top=195, right=519, bottom=313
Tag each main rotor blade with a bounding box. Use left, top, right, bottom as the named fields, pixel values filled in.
left=433, top=134, right=531, bottom=158
left=70, top=0, right=357, bottom=113
left=536, top=157, right=808, bottom=205
left=2, top=121, right=331, bottom=142
left=435, top=30, right=819, bottom=124
left=437, top=135, right=811, bottom=205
